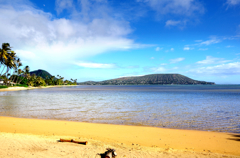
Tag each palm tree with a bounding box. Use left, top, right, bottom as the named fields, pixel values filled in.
left=16, top=69, right=22, bottom=84
left=27, top=76, right=34, bottom=87
left=27, top=73, right=36, bottom=86
left=0, top=43, right=12, bottom=76
left=12, top=58, right=22, bottom=84
left=1, top=52, right=19, bottom=86
left=25, top=65, right=30, bottom=74
left=6, top=52, right=19, bottom=83
left=18, top=65, right=30, bottom=84
left=47, top=76, right=55, bottom=85
left=35, top=76, right=46, bottom=86
left=74, top=79, right=77, bottom=85
left=0, top=43, right=11, bottom=65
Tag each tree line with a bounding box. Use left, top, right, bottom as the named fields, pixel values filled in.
left=0, top=43, right=77, bottom=87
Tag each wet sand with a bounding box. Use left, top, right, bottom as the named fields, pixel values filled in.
left=0, top=116, right=240, bottom=157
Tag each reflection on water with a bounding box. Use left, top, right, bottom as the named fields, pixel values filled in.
left=0, top=85, right=240, bottom=133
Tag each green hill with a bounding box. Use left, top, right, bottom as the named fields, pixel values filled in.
left=30, top=69, right=52, bottom=79
left=79, top=74, right=215, bottom=85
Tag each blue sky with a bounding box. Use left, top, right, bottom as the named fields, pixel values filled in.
left=0, top=0, right=240, bottom=84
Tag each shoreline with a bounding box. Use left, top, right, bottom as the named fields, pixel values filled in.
left=0, top=116, right=240, bottom=157
left=0, top=85, right=77, bottom=91
left=0, top=114, right=237, bottom=134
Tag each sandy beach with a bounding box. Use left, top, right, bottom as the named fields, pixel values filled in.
left=0, top=116, right=240, bottom=158
left=0, top=85, right=77, bottom=91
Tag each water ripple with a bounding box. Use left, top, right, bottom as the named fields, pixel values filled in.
left=0, top=85, right=240, bottom=133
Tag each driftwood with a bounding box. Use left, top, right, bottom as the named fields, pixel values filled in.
left=59, top=138, right=88, bottom=145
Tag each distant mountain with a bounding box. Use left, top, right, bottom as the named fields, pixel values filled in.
left=30, top=69, right=52, bottom=79
left=79, top=81, right=99, bottom=85
left=78, top=74, right=215, bottom=85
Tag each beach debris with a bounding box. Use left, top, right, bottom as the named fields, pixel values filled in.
left=59, top=138, right=88, bottom=145
left=105, top=148, right=117, bottom=158
left=97, top=148, right=117, bottom=158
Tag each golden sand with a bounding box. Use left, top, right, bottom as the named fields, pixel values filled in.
left=0, top=85, right=77, bottom=91
left=0, top=116, right=239, bottom=157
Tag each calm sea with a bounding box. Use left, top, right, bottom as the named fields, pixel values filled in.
left=0, top=85, right=240, bottom=133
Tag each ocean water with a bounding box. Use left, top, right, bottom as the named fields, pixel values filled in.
left=0, top=85, right=240, bottom=133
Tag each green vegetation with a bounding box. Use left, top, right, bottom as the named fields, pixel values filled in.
left=0, top=43, right=77, bottom=88
left=0, top=85, right=8, bottom=89
left=79, top=74, right=215, bottom=85
left=14, top=84, right=28, bottom=87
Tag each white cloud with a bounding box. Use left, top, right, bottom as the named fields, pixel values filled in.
left=137, top=0, right=204, bottom=16
left=165, top=20, right=181, bottom=26
left=150, top=57, right=155, bottom=59
left=151, top=66, right=167, bottom=72
left=189, top=62, right=240, bottom=75
left=165, top=20, right=188, bottom=28
left=0, top=0, right=144, bottom=72
left=75, top=62, right=117, bottom=68
left=150, top=65, right=182, bottom=73
left=184, top=46, right=195, bottom=50
left=196, top=56, right=230, bottom=65
left=55, top=0, right=74, bottom=14
left=194, top=36, right=239, bottom=47
left=119, top=74, right=144, bottom=78
left=155, top=47, right=163, bottom=51
left=161, top=63, right=167, bottom=65
left=199, top=36, right=221, bottom=45
left=227, top=0, right=240, bottom=5
left=184, top=46, right=194, bottom=50
left=223, top=35, right=240, bottom=40
left=170, top=57, right=185, bottom=63
left=16, top=50, right=37, bottom=60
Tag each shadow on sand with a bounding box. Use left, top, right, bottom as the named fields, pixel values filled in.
left=96, top=153, right=107, bottom=158
left=228, top=134, right=240, bottom=142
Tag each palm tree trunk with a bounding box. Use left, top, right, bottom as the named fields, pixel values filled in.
left=2, top=67, right=9, bottom=76
left=18, top=73, right=26, bottom=84
left=17, top=74, right=22, bottom=84
left=12, top=71, right=17, bottom=84
left=0, top=65, right=6, bottom=76
left=16, top=74, right=20, bottom=85
left=9, top=69, right=15, bottom=86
